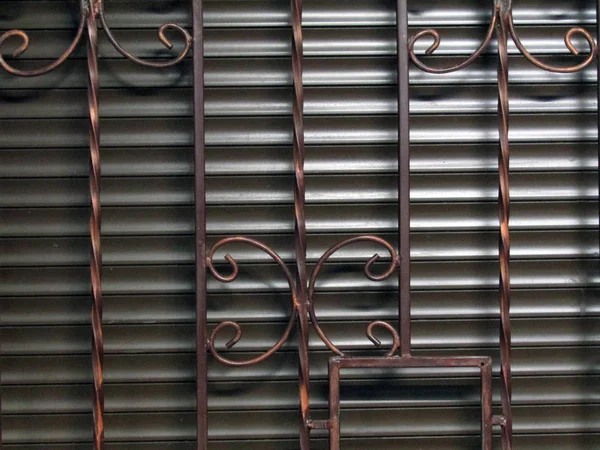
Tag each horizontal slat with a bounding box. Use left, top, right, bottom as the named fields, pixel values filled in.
left=0, top=260, right=599, bottom=297
left=0, top=27, right=594, bottom=60
left=2, top=288, right=599, bottom=326
left=1, top=85, right=597, bottom=119
left=2, top=375, right=599, bottom=414
left=1, top=230, right=598, bottom=267
left=3, top=347, right=599, bottom=385
left=3, top=0, right=597, bottom=30
left=1, top=434, right=599, bottom=450
left=2, top=405, right=599, bottom=442
left=0, top=57, right=597, bottom=90
left=1, top=143, right=598, bottom=179
left=0, top=202, right=597, bottom=237
left=0, top=172, right=596, bottom=207
left=0, top=115, right=597, bottom=149
left=1, top=316, right=599, bottom=355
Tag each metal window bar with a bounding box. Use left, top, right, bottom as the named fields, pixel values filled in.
left=197, top=0, right=598, bottom=449
left=0, top=0, right=598, bottom=449
left=0, top=0, right=192, bottom=448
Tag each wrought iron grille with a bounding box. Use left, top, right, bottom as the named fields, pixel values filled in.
left=0, top=0, right=598, bottom=449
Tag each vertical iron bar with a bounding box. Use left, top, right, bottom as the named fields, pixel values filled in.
left=328, top=361, right=341, bottom=450
left=497, top=2, right=513, bottom=448
left=291, top=0, right=311, bottom=447
left=481, top=362, right=493, bottom=450
left=0, top=321, right=2, bottom=449
left=193, top=0, right=207, bottom=448
left=87, top=1, right=104, bottom=449
left=397, top=0, right=411, bottom=357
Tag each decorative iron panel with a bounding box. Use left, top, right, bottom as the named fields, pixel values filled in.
left=0, top=0, right=598, bottom=449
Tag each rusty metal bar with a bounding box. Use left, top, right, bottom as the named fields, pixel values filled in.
left=204, top=0, right=311, bottom=446
left=397, top=0, right=411, bottom=359
left=407, top=1, right=597, bottom=447
left=496, top=3, right=513, bottom=447
left=193, top=0, right=207, bottom=448
left=290, top=0, right=312, bottom=447
left=0, top=1, right=191, bottom=447
left=86, top=2, right=104, bottom=448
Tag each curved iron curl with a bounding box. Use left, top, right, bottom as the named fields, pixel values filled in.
left=408, top=2, right=498, bottom=74
left=507, top=12, right=597, bottom=73
left=308, top=236, right=399, bottom=357
left=206, top=237, right=298, bottom=367
left=0, top=2, right=87, bottom=77
left=366, top=320, right=400, bottom=357
left=97, top=2, right=191, bottom=68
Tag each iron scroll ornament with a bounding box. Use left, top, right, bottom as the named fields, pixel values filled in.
left=0, top=0, right=192, bottom=76
left=206, top=237, right=299, bottom=367
left=0, top=1, right=191, bottom=449
left=409, top=0, right=598, bottom=448
left=409, top=0, right=597, bottom=75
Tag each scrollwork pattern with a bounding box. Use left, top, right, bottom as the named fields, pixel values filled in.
left=98, top=2, right=191, bottom=69
left=308, top=236, right=399, bottom=357
left=0, top=3, right=86, bottom=77
left=0, top=0, right=192, bottom=77
left=408, top=2, right=498, bottom=74
left=206, top=237, right=298, bottom=367
left=409, top=0, right=597, bottom=75
left=507, top=17, right=597, bottom=73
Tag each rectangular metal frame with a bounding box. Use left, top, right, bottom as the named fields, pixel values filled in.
left=328, top=356, right=493, bottom=450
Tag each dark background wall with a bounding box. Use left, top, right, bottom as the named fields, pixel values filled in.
left=0, top=0, right=598, bottom=448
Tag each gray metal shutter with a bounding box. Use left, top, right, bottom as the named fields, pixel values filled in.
left=0, top=0, right=598, bottom=448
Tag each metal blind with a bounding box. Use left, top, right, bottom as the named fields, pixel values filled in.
left=0, top=0, right=598, bottom=448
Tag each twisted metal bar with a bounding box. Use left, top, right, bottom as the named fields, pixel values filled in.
left=98, top=1, right=192, bottom=68
left=206, top=237, right=298, bottom=367
left=289, top=0, right=311, bottom=447
left=0, top=1, right=192, bottom=447
left=308, top=236, right=399, bottom=357
left=408, top=1, right=598, bottom=447
left=87, top=2, right=104, bottom=449
left=497, top=4, right=512, bottom=447
left=0, top=1, right=86, bottom=77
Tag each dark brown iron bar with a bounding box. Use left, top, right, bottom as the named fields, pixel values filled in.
left=497, top=3, right=513, bottom=448
left=87, top=1, right=104, bottom=449
left=193, top=0, right=207, bottom=448
left=290, top=0, right=311, bottom=448
left=396, top=0, right=411, bottom=357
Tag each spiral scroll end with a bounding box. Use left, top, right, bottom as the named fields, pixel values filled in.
left=565, top=28, right=583, bottom=56
left=364, top=254, right=380, bottom=279
left=159, top=24, right=192, bottom=50
left=415, top=29, right=441, bottom=55
left=225, top=334, right=240, bottom=350
left=0, top=30, right=29, bottom=58
left=366, top=321, right=400, bottom=357
left=367, top=333, right=382, bottom=347
left=425, top=40, right=440, bottom=55
left=13, top=33, right=29, bottom=57
left=158, top=25, right=174, bottom=50
left=211, top=321, right=243, bottom=350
